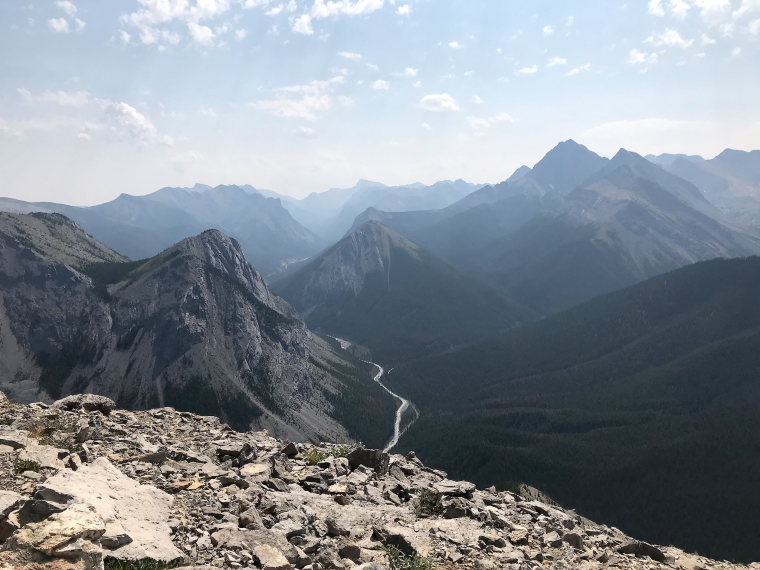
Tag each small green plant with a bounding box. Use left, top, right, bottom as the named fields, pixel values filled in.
left=412, top=489, right=444, bottom=518
left=329, top=441, right=364, bottom=458
left=306, top=448, right=329, bottom=465
left=14, top=458, right=42, bottom=474
left=104, top=558, right=182, bottom=570
left=383, top=545, right=436, bottom=570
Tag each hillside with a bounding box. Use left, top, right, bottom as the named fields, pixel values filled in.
left=0, top=392, right=753, bottom=570
left=0, top=213, right=393, bottom=446
left=389, top=256, right=760, bottom=561
left=274, top=221, right=533, bottom=364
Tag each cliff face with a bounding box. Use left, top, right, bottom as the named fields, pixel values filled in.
left=0, top=392, right=755, bottom=570
left=0, top=213, right=382, bottom=443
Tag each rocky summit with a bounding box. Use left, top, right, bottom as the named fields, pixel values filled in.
left=0, top=392, right=755, bottom=570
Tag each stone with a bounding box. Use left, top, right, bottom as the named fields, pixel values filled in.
left=281, top=442, right=299, bottom=457
left=0, top=502, right=105, bottom=569
left=347, top=448, right=389, bottom=476
left=618, top=541, right=666, bottom=562
left=36, top=457, right=184, bottom=562
left=0, top=428, right=31, bottom=450
left=563, top=531, right=584, bottom=550
left=0, top=491, right=22, bottom=520
left=433, top=479, right=476, bottom=497
left=51, top=394, right=115, bottom=415
left=18, top=444, right=66, bottom=470
left=239, top=507, right=265, bottom=530
left=240, top=462, right=271, bottom=478
left=254, top=544, right=293, bottom=570
left=374, top=525, right=431, bottom=557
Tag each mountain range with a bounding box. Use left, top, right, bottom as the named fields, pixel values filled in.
left=356, top=141, right=760, bottom=313
left=0, top=212, right=394, bottom=445
left=273, top=220, right=533, bottom=364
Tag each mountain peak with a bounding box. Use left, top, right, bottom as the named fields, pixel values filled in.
left=527, top=140, right=608, bottom=194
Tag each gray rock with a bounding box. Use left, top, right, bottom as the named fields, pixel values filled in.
left=0, top=491, right=22, bottom=519
left=347, top=448, right=389, bottom=476
left=0, top=428, right=30, bottom=450
left=51, top=394, right=116, bottom=415
left=37, top=456, right=184, bottom=562
left=0, top=502, right=105, bottom=569
left=617, top=540, right=666, bottom=562
left=255, top=543, right=293, bottom=570
left=18, top=444, right=66, bottom=470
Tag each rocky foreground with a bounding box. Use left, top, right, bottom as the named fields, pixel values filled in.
left=0, top=392, right=755, bottom=570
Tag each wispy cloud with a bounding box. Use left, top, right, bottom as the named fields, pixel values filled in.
left=517, top=65, right=538, bottom=74
left=252, top=76, right=346, bottom=120
left=418, top=93, right=460, bottom=112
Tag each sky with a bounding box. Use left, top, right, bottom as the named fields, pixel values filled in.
left=0, top=0, right=759, bottom=205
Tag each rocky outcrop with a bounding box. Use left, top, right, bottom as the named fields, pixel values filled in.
left=1, top=392, right=756, bottom=570
left=0, top=213, right=387, bottom=442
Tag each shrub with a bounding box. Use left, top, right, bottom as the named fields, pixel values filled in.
left=384, top=545, right=436, bottom=570
left=14, top=459, right=42, bottom=473
left=412, top=489, right=444, bottom=518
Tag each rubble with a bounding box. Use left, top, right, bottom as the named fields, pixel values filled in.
left=0, top=391, right=757, bottom=570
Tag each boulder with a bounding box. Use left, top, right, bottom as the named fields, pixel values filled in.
left=618, top=541, right=666, bottom=562
left=254, top=543, right=293, bottom=570
left=18, top=445, right=67, bottom=470
left=347, top=449, right=389, bottom=476
left=0, top=502, right=105, bottom=570
left=36, top=457, right=183, bottom=562
left=0, top=428, right=31, bottom=450
left=51, top=395, right=115, bottom=415
left=0, top=491, right=22, bottom=520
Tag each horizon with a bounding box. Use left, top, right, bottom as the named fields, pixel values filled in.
left=1, top=139, right=757, bottom=207
left=1, top=1, right=759, bottom=205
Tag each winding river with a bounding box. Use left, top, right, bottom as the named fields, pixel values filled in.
left=332, top=336, right=417, bottom=452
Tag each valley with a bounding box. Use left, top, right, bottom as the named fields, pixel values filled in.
left=2, top=140, right=760, bottom=564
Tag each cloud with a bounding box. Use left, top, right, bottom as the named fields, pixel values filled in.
left=372, top=79, right=390, bottom=91
left=648, top=0, right=666, bottom=16
left=547, top=56, right=567, bottom=67
left=310, top=0, right=384, bottom=18
left=418, top=93, right=460, bottom=112
left=104, top=101, right=172, bottom=145
left=338, top=51, right=362, bottom=61
left=48, top=18, right=70, bottom=33
left=542, top=25, right=555, bottom=35
left=669, top=0, right=691, bottom=18
left=646, top=28, right=694, bottom=47
left=18, top=88, right=92, bottom=106
left=121, top=0, right=233, bottom=46
left=188, top=22, right=215, bottom=45
left=235, top=28, right=248, bottom=40
left=448, top=41, right=461, bottom=48
left=628, top=49, right=659, bottom=65
left=396, top=4, right=411, bottom=15
left=252, top=76, right=345, bottom=120
left=700, top=32, right=717, bottom=44
left=565, top=62, right=591, bottom=76
left=467, top=112, right=514, bottom=130
left=421, top=122, right=432, bottom=131
left=56, top=1, right=77, bottom=17
left=751, top=18, right=760, bottom=35
left=392, top=67, right=418, bottom=77
left=291, top=14, right=314, bottom=34
left=517, top=65, right=538, bottom=74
